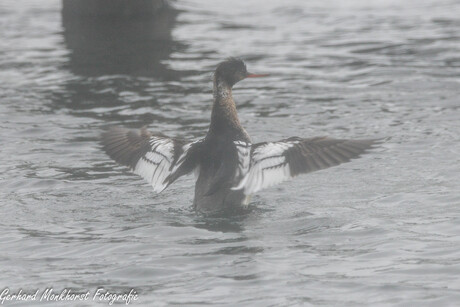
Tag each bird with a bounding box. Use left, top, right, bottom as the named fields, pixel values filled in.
left=102, top=58, right=378, bottom=216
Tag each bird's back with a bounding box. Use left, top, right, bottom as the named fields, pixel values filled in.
left=192, top=132, right=249, bottom=215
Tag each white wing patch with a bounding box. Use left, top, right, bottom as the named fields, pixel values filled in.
left=232, top=140, right=299, bottom=195
left=133, top=138, right=196, bottom=193
left=170, top=139, right=202, bottom=175
left=234, top=141, right=251, bottom=179
left=133, top=138, right=174, bottom=192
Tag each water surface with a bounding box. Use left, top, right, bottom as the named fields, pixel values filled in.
left=1, top=0, right=460, bottom=305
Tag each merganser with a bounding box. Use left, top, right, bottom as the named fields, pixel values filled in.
left=102, top=58, right=377, bottom=215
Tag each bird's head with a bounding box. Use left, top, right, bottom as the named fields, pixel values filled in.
left=214, top=58, right=268, bottom=87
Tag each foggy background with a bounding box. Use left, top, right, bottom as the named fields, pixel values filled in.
left=0, top=0, right=459, bottom=305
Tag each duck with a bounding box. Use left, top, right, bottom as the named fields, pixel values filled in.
left=102, top=58, right=377, bottom=215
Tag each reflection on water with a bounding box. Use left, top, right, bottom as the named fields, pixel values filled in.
left=62, top=0, right=179, bottom=77
left=59, top=0, right=188, bottom=129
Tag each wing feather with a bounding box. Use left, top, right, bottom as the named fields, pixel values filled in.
left=232, top=137, right=378, bottom=195
left=102, top=127, right=202, bottom=192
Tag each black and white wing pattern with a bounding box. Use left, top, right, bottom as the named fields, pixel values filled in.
left=232, top=137, right=378, bottom=195
left=101, top=127, right=202, bottom=192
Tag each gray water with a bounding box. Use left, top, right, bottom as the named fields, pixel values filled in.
left=1, top=0, right=460, bottom=306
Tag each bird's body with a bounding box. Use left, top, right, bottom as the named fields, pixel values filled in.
left=192, top=136, right=248, bottom=214
left=102, top=58, right=377, bottom=215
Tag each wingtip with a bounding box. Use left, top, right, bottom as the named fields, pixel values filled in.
left=368, top=137, right=389, bottom=148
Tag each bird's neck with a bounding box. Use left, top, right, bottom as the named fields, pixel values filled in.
left=209, top=76, right=242, bottom=136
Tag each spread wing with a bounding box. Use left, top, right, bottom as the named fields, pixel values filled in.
left=232, top=137, right=378, bottom=195
left=101, top=127, right=202, bottom=192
